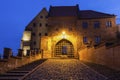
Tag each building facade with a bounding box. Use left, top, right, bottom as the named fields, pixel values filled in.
left=21, top=5, right=117, bottom=58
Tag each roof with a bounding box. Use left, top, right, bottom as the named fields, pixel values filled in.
left=79, top=10, right=115, bottom=19
left=48, top=5, right=115, bottom=18
left=48, top=5, right=79, bottom=17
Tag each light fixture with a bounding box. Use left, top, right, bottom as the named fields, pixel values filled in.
left=62, top=31, right=66, bottom=39
left=62, top=31, right=65, bottom=35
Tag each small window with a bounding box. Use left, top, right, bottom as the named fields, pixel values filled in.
left=82, top=22, right=88, bottom=29
left=39, top=23, right=42, bottom=27
left=33, top=23, right=36, bottom=27
left=45, top=16, right=48, bottom=18
left=39, top=33, right=41, bottom=36
left=56, top=28, right=59, bottom=31
left=95, top=36, right=101, bottom=43
left=94, top=21, right=100, bottom=29
left=33, top=41, right=36, bottom=45
left=32, top=33, right=35, bottom=36
left=40, top=16, right=43, bottom=18
left=106, top=21, right=112, bottom=27
left=45, top=33, right=48, bottom=36
left=45, top=24, right=48, bottom=27
left=83, top=37, right=88, bottom=43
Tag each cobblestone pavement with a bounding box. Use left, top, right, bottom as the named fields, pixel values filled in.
left=24, top=59, right=108, bottom=80
left=82, top=61, right=120, bottom=80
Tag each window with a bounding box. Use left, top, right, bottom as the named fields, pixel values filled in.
left=45, top=24, right=48, bottom=27
left=33, top=23, right=36, bottom=27
left=39, top=23, right=42, bottom=27
left=106, top=21, right=112, bottom=27
left=33, top=41, right=36, bottom=45
left=95, top=36, right=101, bottom=43
left=83, top=37, right=88, bottom=43
left=45, top=33, right=48, bottom=36
left=32, top=33, right=35, bottom=36
left=82, top=22, right=88, bottom=29
left=45, top=15, right=48, bottom=18
left=39, top=33, right=41, bottom=36
left=94, top=21, right=100, bottom=28
left=56, top=28, right=59, bottom=31
left=40, top=16, right=43, bottom=18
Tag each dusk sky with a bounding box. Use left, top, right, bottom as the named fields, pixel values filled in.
left=0, top=0, right=120, bottom=55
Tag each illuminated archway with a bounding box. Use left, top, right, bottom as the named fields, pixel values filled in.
left=55, top=39, right=74, bottom=57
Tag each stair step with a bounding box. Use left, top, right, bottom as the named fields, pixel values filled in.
left=0, top=59, right=47, bottom=80
left=13, top=69, right=31, bottom=71
left=0, top=76, right=21, bottom=80
left=7, top=71, right=29, bottom=73
left=0, top=73, right=26, bottom=76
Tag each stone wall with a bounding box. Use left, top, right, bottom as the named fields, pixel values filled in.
left=79, top=42, right=120, bottom=70
left=0, top=54, right=42, bottom=74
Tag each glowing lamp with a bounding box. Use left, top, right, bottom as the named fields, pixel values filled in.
left=62, top=31, right=65, bottom=35
left=62, top=31, right=66, bottom=39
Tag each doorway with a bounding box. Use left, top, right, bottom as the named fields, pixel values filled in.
left=55, top=39, right=74, bottom=57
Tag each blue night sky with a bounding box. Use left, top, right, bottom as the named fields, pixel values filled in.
left=0, top=0, right=120, bottom=55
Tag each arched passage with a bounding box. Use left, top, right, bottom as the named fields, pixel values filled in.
left=55, top=39, right=74, bottom=57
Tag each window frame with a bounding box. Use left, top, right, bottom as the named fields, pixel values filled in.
left=45, top=33, right=48, bottom=36
left=39, top=33, right=41, bottom=36
left=94, top=21, right=100, bottom=29
left=40, top=16, right=43, bottom=18
left=95, top=36, right=101, bottom=44
left=39, top=23, right=42, bottom=27
left=82, top=22, right=88, bottom=29
left=32, top=32, right=35, bottom=36
left=33, top=23, right=36, bottom=27
left=106, top=21, right=112, bottom=28
left=83, top=36, right=88, bottom=44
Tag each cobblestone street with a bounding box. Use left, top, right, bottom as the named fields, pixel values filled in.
left=24, top=59, right=107, bottom=80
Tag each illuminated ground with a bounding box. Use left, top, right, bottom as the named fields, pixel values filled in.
left=24, top=59, right=107, bottom=80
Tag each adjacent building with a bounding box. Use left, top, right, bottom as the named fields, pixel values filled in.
left=21, top=5, right=117, bottom=58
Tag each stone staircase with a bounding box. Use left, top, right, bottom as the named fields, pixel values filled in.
left=0, top=59, right=47, bottom=80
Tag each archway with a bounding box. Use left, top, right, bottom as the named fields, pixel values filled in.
left=55, top=39, right=74, bottom=57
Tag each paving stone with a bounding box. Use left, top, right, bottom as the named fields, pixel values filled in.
left=24, top=59, right=107, bottom=80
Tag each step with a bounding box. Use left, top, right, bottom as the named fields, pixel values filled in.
left=13, top=68, right=31, bottom=71
left=0, top=73, right=26, bottom=77
left=0, top=76, right=21, bottom=80
left=7, top=71, right=29, bottom=73
left=0, top=59, right=47, bottom=80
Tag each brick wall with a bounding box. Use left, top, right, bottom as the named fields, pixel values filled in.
left=79, top=43, right=120, bottom=70
left=0, top=54, right=42, bottom=74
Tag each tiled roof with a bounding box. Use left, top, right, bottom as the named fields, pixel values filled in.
left=48, top=5, right=115, bottom=18
left=79, top=10, right=115, bottom=19
left=48, top=5, right=79, bottom=17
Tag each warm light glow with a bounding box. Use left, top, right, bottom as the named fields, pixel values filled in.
left=22, top=31, right=31, bottom=41
left=62, top=31, right=66, bottom=39
left=23, top=46, right=30, bottom=56
left=62, top=31, right=65, bottom=35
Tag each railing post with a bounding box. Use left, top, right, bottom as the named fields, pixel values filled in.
left=3, top=48, right=12, bottom=59
left=17, top=49, right=24, bottom=57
